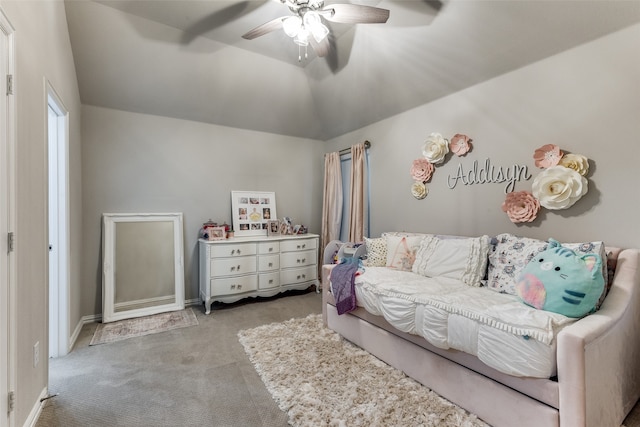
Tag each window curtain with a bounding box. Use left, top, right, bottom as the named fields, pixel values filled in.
left=321, top=152, right=343, bottom=254
left=348, top=142, right=366, bottom=243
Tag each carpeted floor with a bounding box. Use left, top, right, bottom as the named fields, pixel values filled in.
left=36, top=288, right=640, bottom=427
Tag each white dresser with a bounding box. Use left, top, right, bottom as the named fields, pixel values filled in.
left=198, top=234, right=319, bottom=314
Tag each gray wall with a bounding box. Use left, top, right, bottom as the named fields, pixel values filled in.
left=81, top=106, right=324, bottom=316
left=0, top=0, right=83, bottom=424
left=326, top=23, right=640, bottom=249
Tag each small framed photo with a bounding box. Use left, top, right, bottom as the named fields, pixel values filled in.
left=208, top=226, right=226, bottom=241
left=267, top=220, right=279, bottom=236
left=292, top=225, right=301, bottom=235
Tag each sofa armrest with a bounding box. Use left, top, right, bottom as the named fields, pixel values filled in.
left=557, top=248, right=640, bottom=427
left=322, top=264, right=336, bottom=327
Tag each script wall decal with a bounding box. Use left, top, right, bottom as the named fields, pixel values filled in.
left=446, top=159, right=532, bottom=193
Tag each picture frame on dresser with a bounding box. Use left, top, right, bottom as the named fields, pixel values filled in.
left=267, top=220, right=279, bottom=236
left=231, top=191, right=277, bottom=237
left=208, top=226, right=226, bottom=240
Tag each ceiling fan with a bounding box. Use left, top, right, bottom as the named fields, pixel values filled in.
left=242, top=0, right=390, bottom=61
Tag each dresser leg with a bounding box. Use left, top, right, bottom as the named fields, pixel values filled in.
left=204, top=299, right=212, bottom=315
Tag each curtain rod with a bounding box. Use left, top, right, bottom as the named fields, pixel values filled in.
left=338, top=140, right=371, bottom=156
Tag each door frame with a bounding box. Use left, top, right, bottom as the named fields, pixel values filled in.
left=1, top=6, right=16, bottom=427
left=46, top=81, right=70, bottom=358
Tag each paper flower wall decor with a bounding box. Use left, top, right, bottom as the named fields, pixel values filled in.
left=410, top=132, right=473, bottom=199
left=503, top=144, right=591, bottom=223
left=533, top=144, right=563, bottom=168
left=422, top=133, right=450, bottom=164
left=410, top=158, right=435, bottom=183
left=502, top=191, right=540, bottom=223
left=450, top=134, right=472, bottom=157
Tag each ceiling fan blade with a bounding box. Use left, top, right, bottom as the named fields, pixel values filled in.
left=242, top=16, right=286, bottom=40
left=322, top=4, right=390, bottom=24
left=310, top=37, right=330, bottom=58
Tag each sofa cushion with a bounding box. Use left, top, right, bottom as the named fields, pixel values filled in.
left=412, top=235, right=492, bottom=286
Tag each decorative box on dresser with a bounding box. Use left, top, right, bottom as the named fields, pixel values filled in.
left=198, top=234, right=319, bottom=314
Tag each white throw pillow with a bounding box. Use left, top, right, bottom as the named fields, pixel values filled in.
left=412, top=235, right=492, bottom=286
left=385, top=234, right=425, bottom=271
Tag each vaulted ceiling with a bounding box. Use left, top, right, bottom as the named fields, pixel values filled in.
left=64, top=0, right=640, bottom=140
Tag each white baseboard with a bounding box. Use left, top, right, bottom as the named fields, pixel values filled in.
left=23, top=387, right=47, bottom=427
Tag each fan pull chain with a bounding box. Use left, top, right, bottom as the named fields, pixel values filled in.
left=297, top=45, right=309, bottom=62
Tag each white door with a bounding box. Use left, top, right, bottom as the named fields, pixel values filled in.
left=0, top=7, right=16, bottom=427
left=47, top=85, right=69, bottom=358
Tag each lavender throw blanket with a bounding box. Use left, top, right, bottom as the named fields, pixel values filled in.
left=330, top=257, right=361, bottom=315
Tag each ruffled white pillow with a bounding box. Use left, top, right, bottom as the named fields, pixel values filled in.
left=412, top=235, right=492, bottom=286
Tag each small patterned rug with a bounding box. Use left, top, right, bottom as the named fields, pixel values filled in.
left=90, top=308, right=198, bottom=345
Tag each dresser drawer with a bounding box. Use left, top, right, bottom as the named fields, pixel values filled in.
left=210, top=243, right=256, bottom=258
left=258, top=254, right=279, bottom=271
left=210, top=275, right=257, bottom=295
left=258, top=272, right=280, bottom=290
left=210, top=257, right=256, bottom=277
left=257, top=241, right=280, bottom=255
left=280, top=249, right=317, bottom=269
left=280, top=238, right=317, bottom=253
left=281, top=266, right=317, bottom=285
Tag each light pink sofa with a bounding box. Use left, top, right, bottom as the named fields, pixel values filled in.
left=321, top=247, right=640, bottom=427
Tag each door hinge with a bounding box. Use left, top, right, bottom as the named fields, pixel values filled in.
left=8, top=390, right=15, bottom=412
left=8, top=232, right=14, bottom=252
left=6, top=74, right=13, bottom=95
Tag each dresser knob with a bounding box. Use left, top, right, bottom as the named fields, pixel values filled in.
left=302, top=274, right=306, bottom=279
left=231, top=284, right=236, bottom=289
left=302, top=258, right=306, bottom=263
left=269, top=279, right=273, bottom=284
left=238, top=284, right=242, bottom=290
left=269, top=247, right=273, bottom=252
left=297, top=275, right=301, bottom=279
left=237, top=265, right=241, bottom=270
left=268, top=262, right=273, bottom=267
left=297, top=259, right=301, bottom=263
left=302, top=244, right=306, bottom=249
left=231, top=266, right=236, bottom=271
left=231, top=249, right=235, bottom=255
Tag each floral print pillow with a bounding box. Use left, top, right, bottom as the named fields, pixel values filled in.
left=363, top=237, right=387, bottom=267
left=385, top=235, right=425, bottom=271
left=487, top=233, right=607, bottom=298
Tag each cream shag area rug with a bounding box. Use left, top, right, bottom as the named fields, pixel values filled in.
left=238, top=314, right=490, bottom=427
left=90, top=308, right=198, bottom=345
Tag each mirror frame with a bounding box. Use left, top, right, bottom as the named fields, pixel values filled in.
left=102, top=212, right=185, bottom=323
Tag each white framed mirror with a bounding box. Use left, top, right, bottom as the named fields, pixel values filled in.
left=102, top=213, right=185, bottom=323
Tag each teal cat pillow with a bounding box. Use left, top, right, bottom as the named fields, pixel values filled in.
left=515, top=239, right=604, bottom=318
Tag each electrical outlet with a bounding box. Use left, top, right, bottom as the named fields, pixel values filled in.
left=33, top=341, right=40, bottom=367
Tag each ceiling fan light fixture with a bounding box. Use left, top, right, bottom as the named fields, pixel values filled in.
left=303, top=11, right=329, bottom=43
left=282, top=15, right=302, bottom=37
left=293, top=28, right=309, bottom=46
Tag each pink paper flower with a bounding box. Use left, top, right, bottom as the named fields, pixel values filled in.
left=449, top=134, right=472, bottom=156
left=533, top=144, right=563, bottom=168
left=502, top=191, right=540, bottom=223
left=410, top=158, right=435, bottom=183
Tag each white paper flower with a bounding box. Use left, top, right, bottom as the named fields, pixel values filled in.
left=532, top=166, right=588, bottom=210
left=422, top=133, right=449, bottom=164
left=411, top=182, right=428, bottom=200
left=559, top=153, right=590, bottom=176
